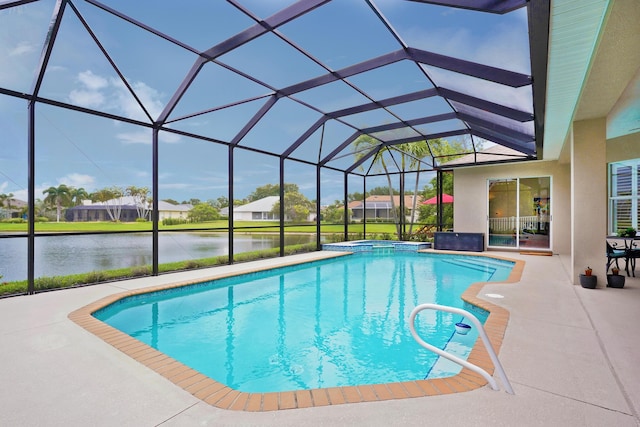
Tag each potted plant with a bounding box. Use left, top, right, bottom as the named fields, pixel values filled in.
left=620, top=227, right=637, bottom=238
left=607, top=266, right=625, bottom=288
left=580, top=266, right=597, bottom=288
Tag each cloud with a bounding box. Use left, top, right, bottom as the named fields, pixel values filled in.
left=58, top=173, right=95, bottom=189
left=116, top=130, right=151, bottom=144
left=130, top=81, right=164, bottom=118
left=78, top=70, right=108, bottom=90
left=67, top=71, right=183, bottom=145
left=68, top=89, right=105, bottom=108
left=401, top=11, right=530, bottom=74
left=2, top=174, right=95, bottom=202
left=47, top=65, right=66, bottom=72
left=10, top=183, right=52, bottom=203
left=9, top=41, right=36, bottom=56
left=67, top=70, right=169, bottom=124
left=116, top=129, right=181, bottom=144
left=159, top=182, right=191, bottom=190
left=159, top=131, right=181, bottom=144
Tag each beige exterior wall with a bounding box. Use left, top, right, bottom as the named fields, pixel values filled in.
left=571, top=119, right=607, bottom=282
left=606, top=132, right=640, bottom=163
left=452, top=160, right=571, bottom=256
left=452, top=120, right=640, bottom=285
left=158, top=210, right=189, bottom=221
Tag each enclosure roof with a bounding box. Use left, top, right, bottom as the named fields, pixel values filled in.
left=0, top=0, right=549, bottom=176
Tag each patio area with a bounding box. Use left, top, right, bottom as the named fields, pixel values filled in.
left=1, top=251, right=639, bottom=426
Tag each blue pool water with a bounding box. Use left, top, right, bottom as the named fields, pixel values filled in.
left=95, top=252, right=513, bottom=393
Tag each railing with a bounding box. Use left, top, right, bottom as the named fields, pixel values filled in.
left=489, top=216, right=540, bottom=233
left=409, top=303, right=514, bottom=394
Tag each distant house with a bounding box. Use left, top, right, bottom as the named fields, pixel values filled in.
left=222, top=196, right=314, bottom=221
left=65, top=196, right=192, bottom=222
left=349, top=195, right=423, bottom=221
left=157, top=201, right=193, bottom=221
left=0, top=198, right=26, bottom=219
left=233, top=196, right=280, bottom=221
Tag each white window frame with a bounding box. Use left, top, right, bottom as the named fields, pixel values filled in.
left=608, top=159, right=639, bottom=234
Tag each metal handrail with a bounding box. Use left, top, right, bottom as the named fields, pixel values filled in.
left=409, top=303, right=514, bottom=394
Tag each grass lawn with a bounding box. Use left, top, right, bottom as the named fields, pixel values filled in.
left=0, top=220, right=401, bottom=235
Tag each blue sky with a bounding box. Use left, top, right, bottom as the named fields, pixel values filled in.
left=0, top=0, right=531, bottom=205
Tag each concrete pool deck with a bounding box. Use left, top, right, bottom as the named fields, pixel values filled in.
left=1, top=251, right=639, bottom=426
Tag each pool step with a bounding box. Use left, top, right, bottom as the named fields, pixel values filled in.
left=372, top=245, right=394, bottom=255
left=441, top=259, right=495, bottom=273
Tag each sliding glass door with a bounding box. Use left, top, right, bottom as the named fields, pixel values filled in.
left=488, top=177, right=551, bottom=250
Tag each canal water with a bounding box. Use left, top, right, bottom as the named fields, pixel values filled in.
left=0, top=232, right=318, bottom=282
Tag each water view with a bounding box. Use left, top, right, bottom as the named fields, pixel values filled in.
left=0, top=233, right=318, bottom=282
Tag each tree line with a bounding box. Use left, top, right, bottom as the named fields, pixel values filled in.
left=1, top=135, right=470, bottom=230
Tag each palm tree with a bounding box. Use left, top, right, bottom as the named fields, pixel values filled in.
left=125, top=185, right=150, bottom=220
left=92, top=186, right=124, bottom=221
left=70, top=187, right=90, bottom=206
left=43, top=185, right=72, bottom=222
left=394, top=141, right=432, bottom=237
left=353, top=135, right=401, bottom=238
left=34, top=198, right=48, bottom=218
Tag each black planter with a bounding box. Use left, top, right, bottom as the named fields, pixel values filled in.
left=607, top=274, right=625, bottom=288
left=579, top=274, right=597, bottom=289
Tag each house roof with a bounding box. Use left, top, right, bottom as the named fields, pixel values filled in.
left=350, top=195, right=423, bottom=210
left=73, top=197, right=191, bottom=212
left=233, top=196, right=279, bottom=213
left=366, top=195, right=422, bottom=205
left=157, top=201, right=192, bottom=212
left=441, top=144, right=528, bottom=167
left=89, top=196, right=140, bottom=207
left=0, top=199, right=27, bottom=209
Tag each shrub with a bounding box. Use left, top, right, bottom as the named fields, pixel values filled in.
left=131, top=266, right=151, bottom=277
left=4, top=218, right=26, bottom=224
left=85, top=271, right=106, bottom=283
left=185, top=260, right=203, bottom=269
left=162, top=218, right=188, bottom=226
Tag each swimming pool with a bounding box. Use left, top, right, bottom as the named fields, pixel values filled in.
left=94, top=251, right=514, bottom=394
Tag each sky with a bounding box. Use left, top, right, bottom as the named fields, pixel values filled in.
left=0, top=0, right=532, bottom=206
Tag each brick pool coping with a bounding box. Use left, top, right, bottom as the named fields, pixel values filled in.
left=68, top=250, right=524, bottom=412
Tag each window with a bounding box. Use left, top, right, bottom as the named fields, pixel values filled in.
left=609, top=160, right=640, bottom=233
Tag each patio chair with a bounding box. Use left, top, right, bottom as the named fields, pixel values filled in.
left=625, top=245, right=640, bottom=277
left=606, top=241, right=628, bottom=274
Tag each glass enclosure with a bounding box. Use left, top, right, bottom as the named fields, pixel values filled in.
left=0, top=0, right=548, bottom=295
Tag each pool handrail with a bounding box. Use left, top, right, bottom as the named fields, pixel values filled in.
left=409, top=303, right=515, bottom=394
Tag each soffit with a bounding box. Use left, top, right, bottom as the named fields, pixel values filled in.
left=577, top=0, right=640, bottom=139
left=542, top=0, right=610, bottom=160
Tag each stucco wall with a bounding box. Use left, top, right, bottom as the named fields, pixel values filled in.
left=452, top=160, right=571, bottom=255
left=572, top=119, right=607, bottom=281
left=606, top=132, right=640, bottom=163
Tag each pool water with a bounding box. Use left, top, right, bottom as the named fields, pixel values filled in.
left=95, top=252, right=513, bottom=393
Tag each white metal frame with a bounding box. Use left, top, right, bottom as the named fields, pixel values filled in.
left=409, top=303, right=514, bottom=394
